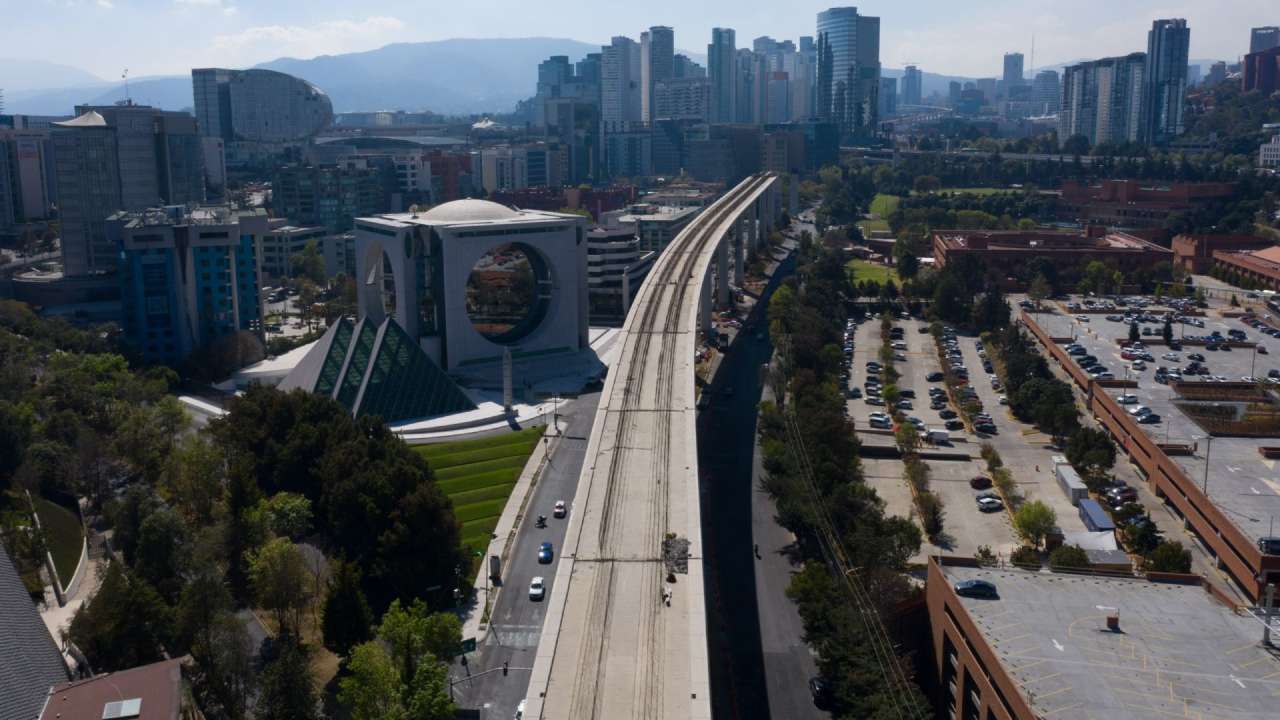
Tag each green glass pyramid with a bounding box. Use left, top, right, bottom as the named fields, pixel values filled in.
left=280, top=317, right=475, bottom=423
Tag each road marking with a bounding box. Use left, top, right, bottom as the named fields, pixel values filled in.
left=1231, top=675, right=1247, bottom=689
left=1052, top=639, right=1065, bottom=652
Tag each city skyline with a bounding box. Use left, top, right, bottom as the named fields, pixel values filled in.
left=2, top=1, right=1274, bottom=84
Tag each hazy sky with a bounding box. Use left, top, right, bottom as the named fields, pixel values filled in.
left=9, top=0, right=1277, bottom=80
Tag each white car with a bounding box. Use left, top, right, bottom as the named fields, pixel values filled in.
left=1076, top=315, right=1090, bottom=322
left=1117, top=394, right=1139, bottom=404
left=554, top=500, right=567, bottom=518
left=1128, top=406, right=1151, bottom=417
left=1162, top=352, right=1180, bottom=361
left=1131, top=360, right=1145, bottom=370
left=998, top=395, right=1008, bottom=405
left=976, top=497, right=1004, bottom=513
left=529, top=577, right=546, bottom=601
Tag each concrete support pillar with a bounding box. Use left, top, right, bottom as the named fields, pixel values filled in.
left=715, top=237, right=730, bottom=309
left=700, top=271, right=713, bottom=336
left=621, top=265, right=631, bottom=319
left=733, top=218, right=745, bottom=288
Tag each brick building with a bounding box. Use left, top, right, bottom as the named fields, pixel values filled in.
left=1170, top=233, right=1274, bottom=273
left=932, top=227, right=1172, bottom=284
left=1057, top=179, right=1236, bottom=231
left=1212, top=245, right=1280, bottom=289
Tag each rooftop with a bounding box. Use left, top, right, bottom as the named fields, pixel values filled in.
left=360, top=199, right=576, bottom=228
left=41, top=659, right=183, bottom=720
left=0, top=545, right=69, bottom=720
left=935, top=229, right=1169, bottom=255
left=941, top=563, right=1280, bottom=720
left=1032, top=305, right=1280, bottom=545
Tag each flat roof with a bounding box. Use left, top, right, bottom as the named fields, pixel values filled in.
left=942, top=564, right=1280, bottom=719
left=1033, top=305, right=1280, bottom=545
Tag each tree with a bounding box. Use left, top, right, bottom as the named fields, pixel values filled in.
left=1162, top=317, right=1174, bottom=344
left=894, top=422, right=920, bottom=454
left=258, top=642, right=318, bottom=720
left=1013, top=500, right=1057, bottom=549
left=406, top=660, right=456, bottom=720
left=260, top=492, right=313, bottom=540
left=0, top=401, right=34, bottom=488
left=1048, top=544, right=1091, bottom=570
left=339, top=642, right=405, bottom=720
left=322, top=560, right=374, bottom=657
left=248, top=538, right=312, bottom=639
left=1128, top=322, right=1140, bottom=343
left=1066, top=427, right=1116, bottom=473
left=1146, top=541, right=1192, bottom=573
left=177, top=575, right=254, bottom=720
left=134, top=505, right=191, bottom=603
left=68, top=563, right=172, bottom=672
left=164, top=433, right=224, bottom=525
left=289, top=240, right=326, bottom=285
left=1028, top=274, right=1051, bottom=308
left=420, top=611, right=463, bottom=664
left=912, top=175, right=941, bottom=194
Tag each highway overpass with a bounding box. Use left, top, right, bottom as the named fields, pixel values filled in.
left=524, top=173, right=781, bottom=719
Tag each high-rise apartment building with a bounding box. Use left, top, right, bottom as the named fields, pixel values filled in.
left=1205, top=61, right=1228, bottom=87
left=601, top=36, right=642, bottom=125
left=815, top=6, right=881, bottom=138
left=1002, top=52, right=1025, bottom=97
left=192, top=68, right=332, bottom=168
left=1143, top=18, right=1190, bottom=145
left=1059, top=53, right=1147, bottom=147
left=109, top=204, right=268, bottom=365
left=1032, top=70, right=1061, bottom=114
left=673, top=54, right=706, bottom=79
left=272, top=164, right=386, bottom=232
left=878, top=76, right=897, bottom=118
left=53, top=105, right=205, bottom=277
left=640, top=26, right=675, bottom=123
left=1243, top=47, right=1280, bottom=94
left=708, top=28, right=738, bottom=123
left=901, top=65, right=923, bottom=106
left=1250, top=26, right=1280, bottom=54
left=654, top=78, right=711, bottom=121
left=0, top=128, right=54, bottom=235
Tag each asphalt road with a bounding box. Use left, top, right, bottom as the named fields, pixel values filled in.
left=450, top=392, right=600, bottom=719
left=700, top=251, right=826, bottom=720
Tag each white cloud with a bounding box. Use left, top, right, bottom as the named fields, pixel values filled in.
left=96, top=0, right=113, bottom=7
left=174, top=0, right=222, bottom=5
left=210, top=15, right=407, bottom=62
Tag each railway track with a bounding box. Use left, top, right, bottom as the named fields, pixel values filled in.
left=538, top=173, right=775, bottom=720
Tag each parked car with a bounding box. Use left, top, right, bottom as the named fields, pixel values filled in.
left=945, top=419, right=966, bottom=430
left=926, top=372, right=945, bottom=382
left=1117, top=394, right=1139, bottom=404
left=1137, top=413, right=1162, bottom=424
left=939, top=409, right=958, bottom=419
left=969, top=476, right=993, bottom=489
left=976, top=496, right=1004, bottom=512
left=896, top=400, right=913, bottom=410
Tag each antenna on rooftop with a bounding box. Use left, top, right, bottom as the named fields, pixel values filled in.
left=122, top=68, right=131, bottom=105
left=1030, top=35, right=1036, bottom=75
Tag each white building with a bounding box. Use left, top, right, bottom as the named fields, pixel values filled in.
left=586, top=225, right=655, bottom=323
left=614, top=204, right=701, bottom=253
left=260, top=224, right=327, bottom=280
left=353, top=199, right=588, bottom=371
left=1260, top=135, right=1280, bottom=170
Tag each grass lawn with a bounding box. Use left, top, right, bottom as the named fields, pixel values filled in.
left=847, top=259, right=900, bottom=286
left=868, top=193, right=900, bottom=218
left=34, top=498, right=83, bottom=586
left=415, top=426, right=544, bottom=555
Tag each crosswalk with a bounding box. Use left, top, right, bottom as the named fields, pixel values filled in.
left=488, top=623, right=543, bottom=648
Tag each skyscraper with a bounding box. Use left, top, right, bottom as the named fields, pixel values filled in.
left=1143, top=19, right=1190, bottom=145
left=1250, top=27, right=1280, bottom=54
left=708, top=28, right=738, bottom=123
left=815, top=6, right=881, bottom=137
left=879, top=77, right=897, bottom=117
left=640, top=26, right=674, bottom=123
left=53, top=105, right=205, bottom=277
left=901, top=65, right=923, bottom=106
left=1032, top=70, right=1061, bottom=114
left=601, top=36, right=642, bottom=124
left=1059, top=53, right=1146, bottom=147
left=1002, top=52, right=1025, bottom=95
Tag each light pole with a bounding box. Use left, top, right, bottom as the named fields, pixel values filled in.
left=1198, top=435, right=1213, bottom=497
left=1251, top=345, right=1259, bottom=381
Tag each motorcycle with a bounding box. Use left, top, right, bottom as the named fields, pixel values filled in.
left=536, top=515, right=547, bottom=528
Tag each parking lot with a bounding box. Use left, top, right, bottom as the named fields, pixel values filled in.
left=1033, top=302, right=1280, bottom=551
left=846, top=316, right=1020, bottom=560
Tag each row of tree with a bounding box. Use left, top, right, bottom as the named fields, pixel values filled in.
left=760, top=239, right=930, bottom=719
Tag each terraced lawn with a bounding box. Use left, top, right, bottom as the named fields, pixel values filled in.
left=34, top=497, right=83, bottom=586
left=416, top=426, right=544, bottom=553
left=847, top=259, right=900, bottom=286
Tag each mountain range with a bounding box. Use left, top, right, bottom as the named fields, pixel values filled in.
left=1, top=43, right=1234, bottom=118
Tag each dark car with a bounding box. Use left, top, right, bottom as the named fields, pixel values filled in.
left=926, top=372, right=945, bottom=382
left=537, top=542, right=554, bottom=563
left=954, top=579, right=999, bottom=599
left=969, top=476, right=993, bottom=489
left=808, top=677, right=831, bottom=710
left=939, top=410, right=958, bottom=419
left=1188, top=353, right=1205, bottom=361
left=975, top=423, right=997, bottom=434
left=900, top=389, right=916, bottom=399
left=945, top=419, right=966, bottom=430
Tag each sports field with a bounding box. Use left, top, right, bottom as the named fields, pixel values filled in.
left=416, top=427, right=545, bottom=553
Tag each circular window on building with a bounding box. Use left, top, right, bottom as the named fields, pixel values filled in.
left=464, top=243, right=551, bottom=344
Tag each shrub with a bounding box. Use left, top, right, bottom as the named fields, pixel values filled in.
left=917, top=492, right=945, bottom=538
left=1146, top=541, right=1192, bottom=573
left=980, top=443, right=1002, bottom=470
left=1048, top=544, right=1090, bottom=570
left=1013, top=501, right=1057, bottom=549
left=1010, top=545, right=1041, bottom=568
left=974, top=545, right=997, bottom=566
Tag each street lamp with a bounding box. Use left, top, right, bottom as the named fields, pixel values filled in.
left=1196, top=434, right=1213, bottom=497
left=1251, top=344, right=1260, bottom=382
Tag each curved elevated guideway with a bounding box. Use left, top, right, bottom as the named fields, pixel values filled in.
left=524, top=173, right=781, bottom=719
